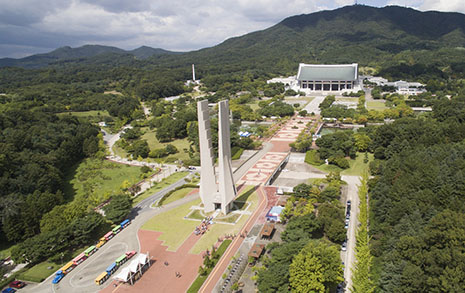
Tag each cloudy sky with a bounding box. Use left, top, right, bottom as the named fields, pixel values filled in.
left=0, top=0, right=464, bottom=58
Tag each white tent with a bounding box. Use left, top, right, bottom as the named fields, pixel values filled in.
left=113, top=267, right=131, bottom=282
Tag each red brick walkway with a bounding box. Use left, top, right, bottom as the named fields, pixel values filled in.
left=199, top=186, right=267, bottom=293
left=100, top=230, right=203, bottom=293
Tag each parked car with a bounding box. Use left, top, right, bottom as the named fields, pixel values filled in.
left=344, top=222, right=349, bottom=229
left=2, top=288, right=16, bottom=293
left=341, top=241, right=347, bottom=251
left=9, top=281, right=26, bottom=289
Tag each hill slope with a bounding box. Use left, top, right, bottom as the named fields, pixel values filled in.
left=150, top=5, right=465, bottom=75
left=0, top=45, right=178, bottom=68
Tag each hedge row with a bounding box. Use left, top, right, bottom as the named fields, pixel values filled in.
left=156, top=183, right=198, bottom=206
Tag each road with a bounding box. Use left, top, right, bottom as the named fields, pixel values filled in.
left=303, top=95, right=326, bottom=115
left=22, top=174, right=192, bottom=293
left=341, top=175, right=361, bottom=291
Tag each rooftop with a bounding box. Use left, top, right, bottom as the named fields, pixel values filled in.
left=297, top=63, right=358, bottom=81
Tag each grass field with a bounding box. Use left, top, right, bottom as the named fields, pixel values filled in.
left=115, top=128, right=191, bottom=163
left=366, top=100, right=388, bottom=110
left=341, top=152, right=374, bottom=176
left=64, top=159, right=143, bottom=204
left=306, top=152, right=374, bottom=176
left=141, top=186, right=257, bottom=254
left=247, top=100, right=261, bottom=111
left=133, top=171, right=189, bottom=206
left=191, top=187, right=257, bottom=254
left=336, top=97, right=359, bottom=102
left=0, top=242, right=14, bottom=259
left=141, top=199, right=201, bottom=251
left=57, top=110, right=111, bottom=122
left=18, top=261, right=59, bottom=282
left=162, top=187, right=195, bottom=205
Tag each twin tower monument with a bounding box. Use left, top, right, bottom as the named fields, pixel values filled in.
left=197, top=100, right=237, bottom=214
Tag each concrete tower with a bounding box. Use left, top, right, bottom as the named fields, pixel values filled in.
left=197, top=100, right=237, bottom=214
left=197, top=100, right=216, bottom=212
left=218, top=100, right=237, bottom=214
left=192, top=64, right=196, bottom=82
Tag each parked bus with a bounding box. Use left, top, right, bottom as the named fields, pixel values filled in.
left=72, top=252, right=87, bottom=266
left=104, top=231, right=114, bottom=241
left=84, top=245, right=97, bottom=257
left=52, top=271, right=64, bottom=284
left=115, top=254, right=127, bottom=266
left=106, top=262, right=117, bottom=275
left=126, top=251, right=136, bottom=259
left=61, top=261, right=75, bottom=274
left=112, top=226, right=122, bottom=234
left=95, top=272, right=109, bottom=285
left=96, top=237, right=106, bottom=248
left=120, top=219, right=130, bottom=228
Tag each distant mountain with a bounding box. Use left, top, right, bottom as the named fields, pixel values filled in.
left=2, top=5, right=464, bottom=72
left=152, top=5, right=465, bottom=75
left=0, top=45, right=178, bottom=68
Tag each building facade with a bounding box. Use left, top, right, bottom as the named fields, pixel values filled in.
left=296, top=63, right=359, bottom=92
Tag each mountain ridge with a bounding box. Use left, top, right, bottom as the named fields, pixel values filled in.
left=0, top=44, right=180, bottom=68
left=1, top=5, right=464, bottom=70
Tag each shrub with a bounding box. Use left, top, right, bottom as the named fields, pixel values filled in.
left=305, top=150, right=324, bottom=166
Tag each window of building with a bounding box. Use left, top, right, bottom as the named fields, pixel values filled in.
left=323, top=84, right=330, bottom=91
left=331, top=84, right=339, bottom=91
left=315, top=83, right=322, bottom=90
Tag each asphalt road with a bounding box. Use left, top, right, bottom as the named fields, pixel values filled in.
left=21, top=174, right=192, bottom=293
left=341, top=175, right=361, bottom=291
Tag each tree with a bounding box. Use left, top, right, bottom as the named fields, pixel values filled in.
left=132, top=140, right=150, bottom=158
left=281, top=213, right=322, bottom=242
left=103, top=195, right=133, bottom=224
left=289, top=240, right=343, bottom=292
left=353, top=133, right=372, bottom=152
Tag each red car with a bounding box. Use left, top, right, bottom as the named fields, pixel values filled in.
left=9, top=281, right=26, bottom=289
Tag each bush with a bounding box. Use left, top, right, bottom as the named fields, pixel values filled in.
left=305, top=150, right=324, bottom=166
left=140, top=165, right=152, bottom=173
left=328, top=156, right=350, bottom=169
left=231, top=147, right=244, bottom=160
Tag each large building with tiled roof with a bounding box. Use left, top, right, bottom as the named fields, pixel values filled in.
left=296, top=63, right=359, bottom=92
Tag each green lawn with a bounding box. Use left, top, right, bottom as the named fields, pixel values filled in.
left=191, top=187, right=257, bottom=254
left=57, top=110, right=111, bottom=124
left=18, top=261, right=60, bottom=282
left=0, top=242, right=15, bottom=259
left=247, top=100, right=261, bottom=111
left=141, top=186, right=257, bottom=254
left=163, top=187, right=195, bottom=205
left=336, top=97, right=359, bottom=102
left=305, top=152, right=374, bottom=176
left=341, top=152, right=374, bottom=176
left=66, top=159, right=144, bottom=204
left=366, top=100, right=388, bottom=110
left=133, top=171, right=189, bottom=206
left=115, top=128, right=192, bottom=163
left=141, top=199, right=201, bottom=251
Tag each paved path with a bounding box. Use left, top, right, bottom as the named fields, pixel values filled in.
left=341, top=175, right=361, bottom=291
left=303, top=96, right=326, bottom=115
left=199, top=186, right=267, bottom=293
left=21, top=174, right=192, bottom=293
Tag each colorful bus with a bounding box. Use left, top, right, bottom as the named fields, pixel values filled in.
left=104, top=231, right=114, bottom=241
left=120, top=219, right=130, bottom=228
left=96, top=237, right=106, bottom=248
left=112, top=226, right=122, bottom=234
left=72, top=252, right=87, bottom=266
left=115, top=254, right=127, bottom=266
left=84, top=245, right=97, bottom=257
left=95, top=272, right=109, bottom=285
left=126, top=251, right=136, bottom=259
left=52, top=271, right=64, bottom=284
left=106, top=262, right=117, bottom=275
left=61, top=261, right=75, bottom=274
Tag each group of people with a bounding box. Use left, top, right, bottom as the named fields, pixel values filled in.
left=194, top=217, right=214, bottom=235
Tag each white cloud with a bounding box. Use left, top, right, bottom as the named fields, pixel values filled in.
left=420, top=0, right=465, bottom=13
left=0, top=0, right=463, bottom=58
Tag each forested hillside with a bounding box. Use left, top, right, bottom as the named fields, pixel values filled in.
left=368, top=95, right=465, bottom=291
